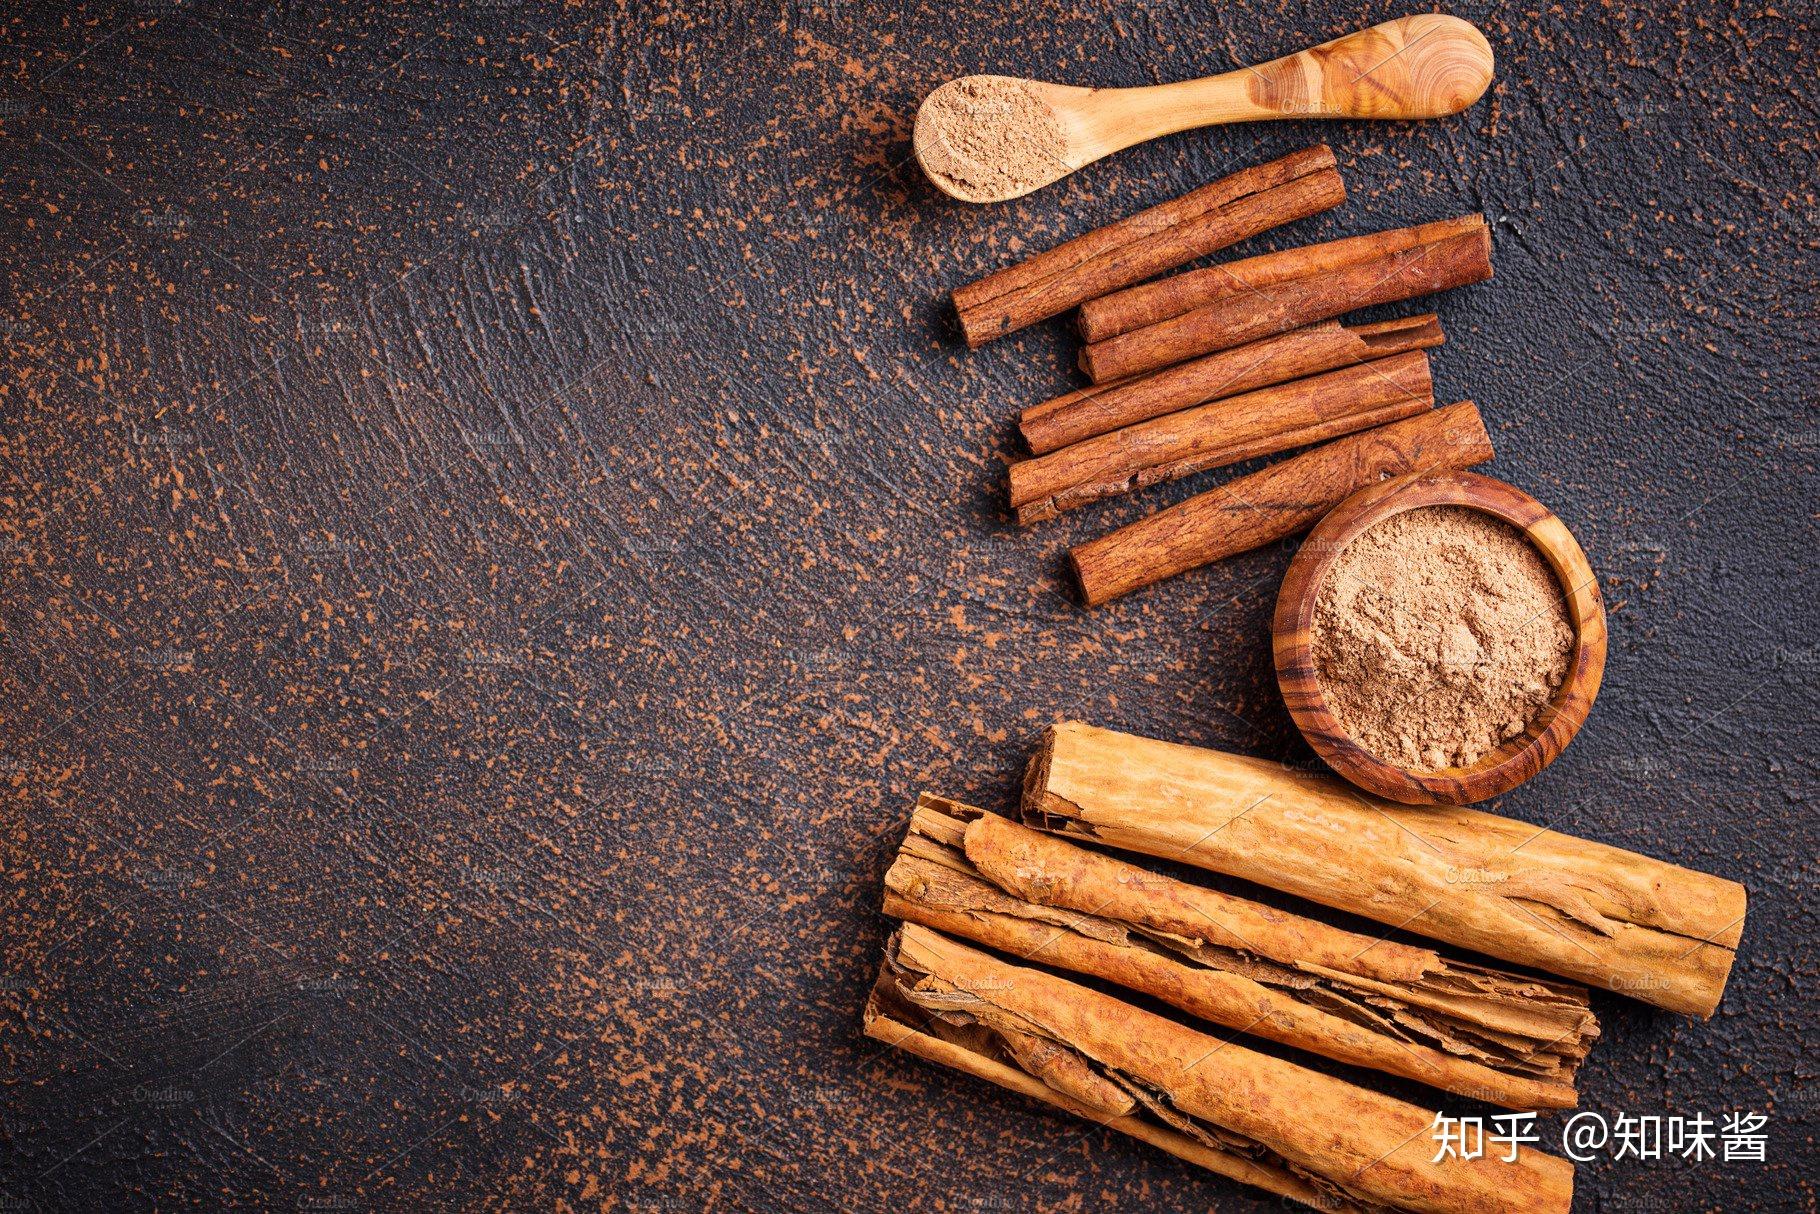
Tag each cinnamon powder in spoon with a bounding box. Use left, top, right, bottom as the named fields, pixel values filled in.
left=1311, top=506, right=1575, bottom=772
left=915, top=76, right=1068, bottom=199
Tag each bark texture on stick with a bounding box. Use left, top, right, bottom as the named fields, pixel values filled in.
left=1009, top=351, right=1433, bottom=524
left=1077, top=215, right=1486, bottom=342
left=883, top=794, right=1597, bottom=1108
left=951, top=146, right=1344, bottom=348
left=863, top=977, right=1341, bottom=1212
left=1069, top=400, right=1493, bottom=606
left=871, top=923, right=1576, bottom=1213
left=1021, top=314, right=1444, bottom=456
left=1022, top=722, right=1748, bottom=1018
left=1079, top=225, right=1493, bottom=383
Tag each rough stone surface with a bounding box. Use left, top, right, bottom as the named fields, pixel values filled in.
left=0, top=2, right=1813, bottom=1211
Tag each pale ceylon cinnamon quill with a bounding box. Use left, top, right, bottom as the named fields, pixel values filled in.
left=864, top=978, right=1344, bottom=1211
left=869, top=924, right=1575, bottom=1213
left=883, top=794, right=1597, bottom=1108
left=1022, top=722, right=1747, bottom=1017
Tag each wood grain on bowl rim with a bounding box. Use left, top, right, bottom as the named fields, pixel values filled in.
left=1272, top=470, right=1607, bottom=805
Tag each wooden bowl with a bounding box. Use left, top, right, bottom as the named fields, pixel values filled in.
left=1272, top=470, right=1606, bottom=805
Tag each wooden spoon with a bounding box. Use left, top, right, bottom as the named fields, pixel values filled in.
left=915, top=14, right=1494, bottom=203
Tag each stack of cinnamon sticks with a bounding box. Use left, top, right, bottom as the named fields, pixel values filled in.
left=954, top=145, right=1500, bottom=605
left=865, top=723, right=1749, bottom=1212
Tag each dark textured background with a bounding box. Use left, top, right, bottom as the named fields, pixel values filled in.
left=1, top=2, right=1814, bottom=1210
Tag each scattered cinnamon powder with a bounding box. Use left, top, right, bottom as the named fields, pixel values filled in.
left=915, top=76, right=1068, bottom=200
left=1311, top=506, right=1575, bottom=772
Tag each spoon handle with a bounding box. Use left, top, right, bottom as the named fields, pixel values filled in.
left=1090, top=15, right=1494, bottom=145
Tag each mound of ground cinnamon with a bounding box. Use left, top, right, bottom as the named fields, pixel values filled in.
left=1311, top=506, right=1574, bottom=771
left=915, top=76, right=1067, bottom=199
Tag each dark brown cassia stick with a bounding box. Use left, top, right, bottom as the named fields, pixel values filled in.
left=1077, top=215, right=1486, bottom=342
left=1022, top=314, right=1444, bottom=455
left=1008, top=351, right=1433, bottom=525
left=1079, top=225, right=1493, bottom=383
left=951, top=146, right=1344, bottom=348
left=883, top=794, right=1598, bottom=1109
left=1069, top=400, right=1493, bottom=606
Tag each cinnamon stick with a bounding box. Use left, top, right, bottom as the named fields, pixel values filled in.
left=1080, top=225, right=1493, bottom=383
left=1009, top=351, right=1434, bottom=525
left=871, top=923, right=1576, bottom=1213
left=1070, top=400, right=1493, bottom=606
left=951, top=146, right=1345, bottom=348
left=1022, top=314, right=1444, bottom=456
left=1023, top=722, right=1749, bottom=1018
left=864, top=979, right=1346, bottom=1211
left=885, top=794, right=1597, bottom=1109
left=1077, top=215, right=1486, bottom=342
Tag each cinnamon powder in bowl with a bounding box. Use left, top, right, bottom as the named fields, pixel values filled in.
left=1309, top=505, right=1574, bottom=772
